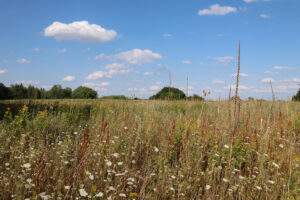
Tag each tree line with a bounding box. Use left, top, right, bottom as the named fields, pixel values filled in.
left=0, top=83, right=97, bottom=100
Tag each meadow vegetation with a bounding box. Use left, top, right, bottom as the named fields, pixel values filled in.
left=0, top=99, right=299, bottom=199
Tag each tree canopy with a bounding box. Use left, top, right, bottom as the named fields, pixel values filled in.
left=72, top=86, right=98, bottom=99
left=149, top=87, right=186, bottom=100
left=292, top=88, right=300, bottom=101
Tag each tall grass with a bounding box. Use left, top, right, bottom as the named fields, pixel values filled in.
left=0, top=100, right=299, bottom=199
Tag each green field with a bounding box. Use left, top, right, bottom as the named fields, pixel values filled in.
left=0, top=100, right=299, bottom=199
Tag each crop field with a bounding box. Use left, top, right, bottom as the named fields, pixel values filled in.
left=0, top=100, right=299, bottom=199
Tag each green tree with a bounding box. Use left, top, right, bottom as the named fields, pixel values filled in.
left=292, top=88, right=300, bottom=101
left=149, top=87, right=186, bottom=100
left=0, top=83, right=10, bottom=100
left=48, top=85, right=64, bottom=99
left=27, top=85, right=41, bottom=99
left=100, top=95, right=127, bottom=100
left=187, top=94, right=205, bottom=101
left=9, top=84, right=28, bottom=99
left=63, top=87, right=72, bottom=98
left=72, top=86, right=98, bottom=99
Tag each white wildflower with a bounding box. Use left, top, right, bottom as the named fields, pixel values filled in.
left=64, top=186, right=71, bottom=190
left=5, top=163, right=9, bottom=167
left=79, top=188, right=88, bottom=197
left=223, top=178, right=229, bottom=183
left=267, top=180, right=275, bottom=184
left=255, top=186, right=262, bottom=190
left=95, top=192, right=104, bottom=197
left=109, top=186, right=115, bottom=191
left=272, top=162, right=280, bottom=169
left=224, top=144, right=230, bottom=149
left=73, top=132, right=78, bottom=135
left=154, top=147, right=159, bottom=152
left=205, top=185, right=211, bottom=190
left=119, top=193, right=126, bottom=197
left=239, top=176, right=245, bottom=180
left=117, top=162, right=123, bottom=166
left=106, top=160, right=112, bottom=167
left=22, top=163, right=31, bottom=169
left=113, top=153, right=119, bottom=158
left=131, top=160, right=136, bottom=164
left=26, top=178, right=32, bottom=184
left=279, top=144, right=284, bottom=148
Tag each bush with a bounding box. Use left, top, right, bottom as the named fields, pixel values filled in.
left=292, top=88, right=300, bottom=101
left=72, top=86, right=98, bottom=99
left=150, top=87, right=186, bottom=100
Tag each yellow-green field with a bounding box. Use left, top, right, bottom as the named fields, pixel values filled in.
left=0, top=100, right=299, bottom=199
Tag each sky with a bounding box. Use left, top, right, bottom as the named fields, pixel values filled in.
left=0, top=0, right=300, bottom=99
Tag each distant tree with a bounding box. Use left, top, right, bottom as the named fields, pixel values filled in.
left=63, top=87, right=72, bottom=98
left=9, top=84, right=28, bottom=99
left=72, top=86, right=98, bottom=99
left=247, top=97, right=255, bottom=101
left=292, top=88, right=300, bottom=101
left=27, top=85, right=41, bottom=99
left=39, top=88, right=48, bottom=99
left=149, top=87, right=186, bottom=100
left=0, top=83, right=10, bottom=100
left=100, top=95, right=127, bottom=100
left=48, top=85, right=64, bottom=99
left=187, top=94, right=205, bottom=101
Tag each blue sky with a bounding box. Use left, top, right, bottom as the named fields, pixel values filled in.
left=0, top=0, right=299, bottom=99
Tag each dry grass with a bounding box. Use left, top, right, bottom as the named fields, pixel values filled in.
left=0, top=100, right=299, bottom=199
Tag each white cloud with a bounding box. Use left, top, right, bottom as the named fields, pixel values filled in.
left=62, top=76, right=75, bottom=82
left=198, top=4, right=237, bottom=16
left=273, top=66, right=296, bottom=70
left=225, top=85, right=249, bottom=90
left=182, top=60, right=192, bottom=64
left=100, top=82, right=110, bottom=86
left=44, top=21, right=117, bottom=43
left=261, top=78, right=275, bottom=83
left=128, top=87, right=148, bottom=93
left=104, top=63, right=126, bottom=69
left=232, top=73, right=248, bottom=77
left=280, top=78, right=300, bottom=83
left=86, top=68, right=131, bottom=80
left=163, top=33, right=172, bottom=37
left=214, top=56, right=234, bottom=63
left=34, top=48, right=40, bottom=52
left=260, top=14, right=271, bottom=18
left=144, top=72, right=154, bottom=76
left=0, top=69, right=8, bottom=74
left=244, top=0, right=272, bottom=3
left=16, top=80, right=39, bottom=85
left=212, top=79, right=225, bottom=84
left=17, top=58, right=30, bottom=64
left=149, top=85, right=160, bottom=91
left=57, top=48, right=67, bottom=53
left=156, top=81, right=163, bottom=85
left=95, top=49, right=162, bottom=65
left=264, top=71, right=279, bottom=74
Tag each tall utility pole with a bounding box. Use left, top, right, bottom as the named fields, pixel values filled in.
left=186, top=76, right=189, bottom=99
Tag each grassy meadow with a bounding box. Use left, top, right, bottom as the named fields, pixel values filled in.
left=0, top=99, right=299, bottom=199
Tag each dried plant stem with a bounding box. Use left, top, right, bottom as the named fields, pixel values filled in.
left=228, top=85, right=232, bottom=121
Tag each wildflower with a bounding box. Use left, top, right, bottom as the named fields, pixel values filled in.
left=124, top=126, right=128, bottom=131
left=239, top=176, right=246, bottom=180
left=131, top=160, right=136, bottom=164
left=272, top=162, right=280, bottom=169
left=224, top=144, right=230, bottom=149
left=255, top=186, right=262, bottom=190
left=154, top=147, right=159, bottom=152
left=130, top=192, right=139, bottom=197
left=171, top=175, right=176, bottom=179
left=294, top=157, right=299, bottom=162
left=119, top=193, right=126, bottom=197
left=26, top=178, right=32, bottom=184
left=22, top=163, right=31, bottom=169
left=89, top=174, right=94, bottom=180
left=79, top=189, right=88, bottom=197
left=109, top=186, right=115, bottom=191
left=117, top=162, right=123, bottom=166
left=73, top=132, right=78, bottom=135
left=205, top=185, right=211, bottom=190
left=106, top=160, right=112, bottom=167
left=267, top=180, right=275, bottom=184
left=95, top=192, right=104, bottom=197
left=113, top=153, right=119, bottom=158
left=223, top=178, right=229, bottom=183
left=127, top=177, right=135, bottom=182
left=279, top=144, right=284, bottom=148
left=170, top=187, right=175, bottom=191
left=64, top=186, right=71, bottom=190
left=5, top=163, right=9, bottom=167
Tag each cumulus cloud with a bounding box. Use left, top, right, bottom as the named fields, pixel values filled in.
left=163, top=33, right=172, bottom=37
left=232, top=73, right=248, bottom=77
left=17, top=58, right=30, bottom=64
left=95, top=49, right=162, bottom=65
left=86, top=68, right=131, bottom=80
left=62, top=76, right=75, bottom=82
left=214, top=56, right=234, bottom=63
left=198, top=4, right=237, bottom=16
left=57, top=48, right=67, bottom=53
left=261, top=78, right=275, bottom=83
left=260, top=14, right=271, bottom=18
left=100, top=82, right=110, bottom=86
left=212, top=79, right=225, bottom=84
left=44, top=21, right=117, bottom=43
left=149, top=85, right=160, bottom=91
left=264, top=71, right=279, bottom=74
left=144, top=72, right=154, bottom=76
left=244, top=0, right=272, bottom=3
left=104, top=63, right=126, bottom=69
left=182, top=60, right=192, bottom=64
left=280, top=78, right=300, bottom=83
left=273, top=66, right=296, bottom=70
left=0, top=69, right=8, bottom=74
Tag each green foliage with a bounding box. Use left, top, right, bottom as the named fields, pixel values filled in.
left=72, top=86, right=98, bottom=99
left=100, top=95, right=127, bottom=100
left=48, top=85, right=65, bottom=99
left=9, top=84, right=28, bottom=99
left=0, top=83, right=10, bottom=100
left=150, top=87, right=186, bottom=100
left=187, top=94, right=205, bottom=101
left=292, top=88, right=300, bottom=101
left=63, top=87, right=72, bottom=98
